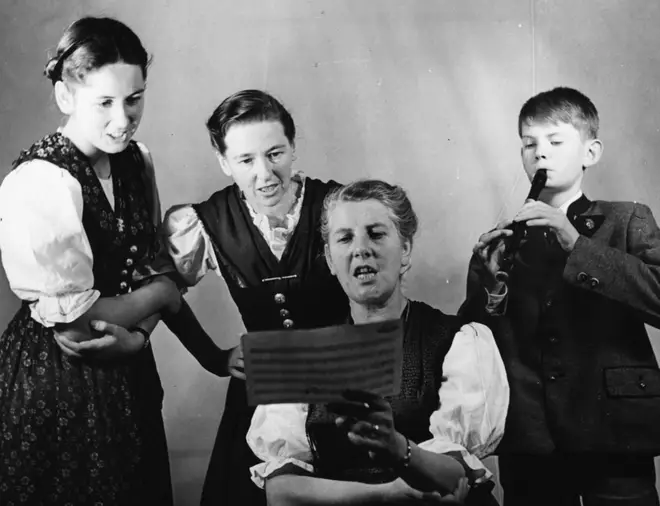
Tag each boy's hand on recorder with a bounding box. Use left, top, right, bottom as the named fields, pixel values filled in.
left=514, top=201, right=580, bottom=252
left=472, top=221, right=513, bottom=291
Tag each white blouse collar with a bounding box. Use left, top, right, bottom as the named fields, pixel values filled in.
left=242, top=171, right=307, bottom=260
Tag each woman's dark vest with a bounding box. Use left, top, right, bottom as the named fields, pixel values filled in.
left=193, top=177, right=348, bottom=332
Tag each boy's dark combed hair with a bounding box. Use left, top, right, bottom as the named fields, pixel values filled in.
left=518, top=86, right=599, bottom=139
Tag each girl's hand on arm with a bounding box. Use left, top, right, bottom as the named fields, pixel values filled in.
left=386, top=477, right=469, bottom=504
left=54, top=274, right=181, bottom=341
left=227, top=341, right=245, bottom=380
left=329, top=390, right=407, bottom=465
left=54, top=319, right=150, bottom=360
left=425, top=478, right=469, bottom=504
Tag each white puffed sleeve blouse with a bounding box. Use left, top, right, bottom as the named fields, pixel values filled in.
left=246, top=322, right=509, bottom=489
left=0, top=142, right=166, bottom=327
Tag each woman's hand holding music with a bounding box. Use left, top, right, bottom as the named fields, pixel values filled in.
left=329, top=389, right=408, bottom=465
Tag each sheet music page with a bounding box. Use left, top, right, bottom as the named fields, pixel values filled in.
left=242, top=319, right=403, bottom=406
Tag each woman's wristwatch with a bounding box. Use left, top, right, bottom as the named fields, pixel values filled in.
left=394, top=436, right=412, bottom=472
left=130, top=327, right=151, bottom=349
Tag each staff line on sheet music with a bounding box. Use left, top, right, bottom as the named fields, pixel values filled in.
left=252, top=376, right=393, bottom=394
left=254, top=376, right=392, bottom=390
left=252, top=359, right=396, bottom=374
left=253, top=360, right=397, bottom=376
left=249, top=339, right=393, bottom=355
left=252, top=347, right=393, bottom=364
left=252, top=371, right=395, bottom=388
left=251, top=348, right=396, bottom=365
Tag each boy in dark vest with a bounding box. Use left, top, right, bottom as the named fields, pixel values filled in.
left=461, top=86, right=660, bottom=505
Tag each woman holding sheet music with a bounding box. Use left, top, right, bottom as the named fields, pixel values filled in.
left=247, top=180, right=509, bottom=505
left=162, top=89, right=349, bottom=506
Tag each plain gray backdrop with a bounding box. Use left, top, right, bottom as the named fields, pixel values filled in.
left=1, top=1, right=660, bottom=504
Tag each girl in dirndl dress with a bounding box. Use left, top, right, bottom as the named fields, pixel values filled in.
left=0, top=16, right=181, bottom=505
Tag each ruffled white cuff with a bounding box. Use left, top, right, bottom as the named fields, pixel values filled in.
left=30, top=289, right=100, bottom=327
left=417, top=439, right=492, bottom=483
left=250, top=456, right=315, bottom=489
left=247, top=403, right=312, bottom=488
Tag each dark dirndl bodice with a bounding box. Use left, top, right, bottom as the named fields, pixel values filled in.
left=0, top=133, right=172, bottom=506
left=195, top=177, right=350, bottom=506
left=193, top=177, right=348, bottom=332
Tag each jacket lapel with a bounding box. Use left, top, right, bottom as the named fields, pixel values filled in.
left=567, top=195, right=604, bottom=238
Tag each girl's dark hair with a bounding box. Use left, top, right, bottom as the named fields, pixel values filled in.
left=206, top=89, right=296, bottom=155
left=44, top=16, right=150, bottom=85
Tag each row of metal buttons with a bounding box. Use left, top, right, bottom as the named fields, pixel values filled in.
left=274, top=292, right=294, bottom=328
left=118, top=244, right=140, bottom=293
left=576, top=271, right=600, bottom=288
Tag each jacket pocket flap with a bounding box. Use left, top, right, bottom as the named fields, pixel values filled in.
left=604, top=367, right=660, bottom=397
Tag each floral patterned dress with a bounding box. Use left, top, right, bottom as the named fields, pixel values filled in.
left=0, top=133, right=173, bottom=506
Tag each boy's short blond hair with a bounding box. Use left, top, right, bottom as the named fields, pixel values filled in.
left=518, top=86, right=599, bottom=140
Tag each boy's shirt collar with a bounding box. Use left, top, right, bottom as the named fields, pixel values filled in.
left=558, top=190, right=583, bottom=215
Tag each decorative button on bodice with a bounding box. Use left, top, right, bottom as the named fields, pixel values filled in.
left=283, top=319, right=294, bottom=328
left=274, top=293, right=286, bottom=304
